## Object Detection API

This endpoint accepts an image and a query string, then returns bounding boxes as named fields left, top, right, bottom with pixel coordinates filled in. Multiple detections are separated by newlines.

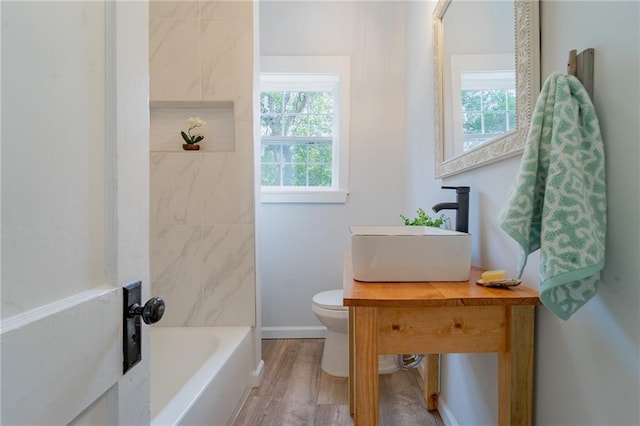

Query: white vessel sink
left=350, top=226, right=472, bottom=282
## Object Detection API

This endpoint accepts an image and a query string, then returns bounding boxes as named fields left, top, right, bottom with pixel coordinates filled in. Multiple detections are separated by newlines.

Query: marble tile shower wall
left=149, top=0, right=255, bottom=327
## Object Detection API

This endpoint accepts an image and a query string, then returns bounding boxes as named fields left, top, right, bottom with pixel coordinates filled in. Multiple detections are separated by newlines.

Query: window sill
left=260, top=188, right=349, bottom=204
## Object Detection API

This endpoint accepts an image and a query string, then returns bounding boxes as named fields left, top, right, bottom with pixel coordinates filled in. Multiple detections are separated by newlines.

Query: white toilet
left=312, top=289, right=398, bottom=377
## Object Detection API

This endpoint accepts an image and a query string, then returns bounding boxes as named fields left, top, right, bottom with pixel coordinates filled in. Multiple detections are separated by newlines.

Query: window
left=260, top=82, right=336, bottom=187
left=260, top=57, right=350, bottom=203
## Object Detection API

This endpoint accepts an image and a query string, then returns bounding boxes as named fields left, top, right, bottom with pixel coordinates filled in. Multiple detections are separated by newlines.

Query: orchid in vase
left=181, top=117, right=207, bottom=148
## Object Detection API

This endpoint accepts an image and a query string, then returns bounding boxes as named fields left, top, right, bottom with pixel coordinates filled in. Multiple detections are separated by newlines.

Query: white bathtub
left=150, top=327, right=253, bottom=426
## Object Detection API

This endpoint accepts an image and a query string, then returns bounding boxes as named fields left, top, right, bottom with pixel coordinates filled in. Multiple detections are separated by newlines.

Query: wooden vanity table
left=343, top=255, right=541, bottom=426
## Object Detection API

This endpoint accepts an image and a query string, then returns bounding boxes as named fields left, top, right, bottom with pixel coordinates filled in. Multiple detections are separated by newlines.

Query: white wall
left=259, top=1, right=407, bottom=333
left=406, top=1, right=640, bottom=425
left=148, top=0, right=256, bottom=328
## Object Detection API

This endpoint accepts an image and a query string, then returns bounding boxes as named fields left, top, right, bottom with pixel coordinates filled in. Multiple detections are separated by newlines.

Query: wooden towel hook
left=567, top=49, right=578, bottom=76
left=567, top=48, right=595, bottom=101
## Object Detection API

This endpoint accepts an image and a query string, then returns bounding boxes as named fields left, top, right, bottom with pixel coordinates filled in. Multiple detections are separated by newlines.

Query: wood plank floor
left=232, top=339, right=445, bottom=426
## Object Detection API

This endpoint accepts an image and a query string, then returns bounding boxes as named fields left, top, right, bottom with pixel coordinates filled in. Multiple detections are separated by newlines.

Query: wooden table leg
left=353, top=307, right=378, bottom=426
left=424, top=354, right=439, bottom=411
left=349, top=307, right=355, bottom=415
left=498, top=305, right=535, bottom=426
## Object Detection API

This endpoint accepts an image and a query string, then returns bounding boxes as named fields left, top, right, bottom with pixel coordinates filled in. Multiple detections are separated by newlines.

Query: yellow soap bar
left=481, top=270, right=507, bottom=283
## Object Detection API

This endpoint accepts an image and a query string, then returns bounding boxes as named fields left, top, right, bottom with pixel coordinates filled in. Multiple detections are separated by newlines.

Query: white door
left=1, top=1, right=151, bottom=424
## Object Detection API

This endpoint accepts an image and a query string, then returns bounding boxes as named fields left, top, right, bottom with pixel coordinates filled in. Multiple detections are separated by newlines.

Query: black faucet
left=432, top=186, right=470, bottom=233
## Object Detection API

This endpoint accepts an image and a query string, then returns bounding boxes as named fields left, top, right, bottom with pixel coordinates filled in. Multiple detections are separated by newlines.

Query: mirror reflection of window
left=448, top=53, right=515, bottom=158
left=440, top=0, right=515, bottom=161
left=461, top=70, right=516, bottom=151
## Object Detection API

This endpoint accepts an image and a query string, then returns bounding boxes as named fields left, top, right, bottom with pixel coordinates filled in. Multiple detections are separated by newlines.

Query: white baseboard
left=438, top=397, right=459, bottom=426
left=250, top=359, right=264, bottom=387
left=261, top=326, right=326, bottom=339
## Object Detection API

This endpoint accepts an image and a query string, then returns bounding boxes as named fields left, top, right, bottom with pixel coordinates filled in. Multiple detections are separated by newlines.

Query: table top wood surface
left=342, top=253, right=541, bottom=308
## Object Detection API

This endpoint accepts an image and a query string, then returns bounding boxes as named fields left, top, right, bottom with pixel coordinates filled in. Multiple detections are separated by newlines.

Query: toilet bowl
left=312, top=289, right=398, bottom=377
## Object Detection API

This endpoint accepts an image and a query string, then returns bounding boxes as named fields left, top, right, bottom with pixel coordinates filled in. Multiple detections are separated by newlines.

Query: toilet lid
left=312, top=289, right=346, bottom=310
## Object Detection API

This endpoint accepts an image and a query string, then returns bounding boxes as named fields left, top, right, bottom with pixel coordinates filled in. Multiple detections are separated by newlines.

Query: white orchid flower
left=187, top=116, right=206, bottom=129
left=181, top=117, right=207, bottom=145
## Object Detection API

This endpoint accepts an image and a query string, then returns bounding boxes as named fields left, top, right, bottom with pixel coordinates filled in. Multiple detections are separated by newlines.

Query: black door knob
left=128, top=297, right=165, bottom=324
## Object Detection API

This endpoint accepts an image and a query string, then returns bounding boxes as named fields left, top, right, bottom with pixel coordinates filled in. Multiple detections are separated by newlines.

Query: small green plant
left=400, top=208, right=448, bottom=228
left=181, top=116, right=207, bottom=145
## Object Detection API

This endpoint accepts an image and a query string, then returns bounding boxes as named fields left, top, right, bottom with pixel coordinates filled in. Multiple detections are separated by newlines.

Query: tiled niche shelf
left=150, top=100, right=235, bottom=152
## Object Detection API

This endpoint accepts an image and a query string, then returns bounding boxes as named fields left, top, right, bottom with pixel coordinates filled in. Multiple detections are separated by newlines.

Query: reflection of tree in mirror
left=260, top=91, right=334, bottom=186
left=461, top=88, right=515, bottom=151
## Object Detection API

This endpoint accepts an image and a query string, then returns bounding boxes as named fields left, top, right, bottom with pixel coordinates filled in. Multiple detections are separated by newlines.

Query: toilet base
left=321, top=329, right=398, bottom=377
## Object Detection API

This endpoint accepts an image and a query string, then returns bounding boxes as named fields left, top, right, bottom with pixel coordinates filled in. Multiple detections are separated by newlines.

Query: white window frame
left=260, top=56, right=350, bottom=204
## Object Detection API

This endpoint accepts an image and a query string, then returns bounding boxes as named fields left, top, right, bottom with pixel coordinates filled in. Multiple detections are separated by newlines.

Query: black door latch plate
left=123, top=281, right=142, bottom=374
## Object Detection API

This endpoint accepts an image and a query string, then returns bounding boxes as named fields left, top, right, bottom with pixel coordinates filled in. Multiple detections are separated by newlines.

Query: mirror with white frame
left=433, top=0, right=540, bottom=178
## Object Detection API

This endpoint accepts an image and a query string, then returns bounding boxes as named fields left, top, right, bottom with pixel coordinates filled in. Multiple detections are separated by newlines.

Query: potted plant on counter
left=400, top=208, right=448, bottom=228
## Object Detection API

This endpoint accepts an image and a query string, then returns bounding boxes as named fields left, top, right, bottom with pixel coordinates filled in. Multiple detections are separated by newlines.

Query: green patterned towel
left=499, top=71, right=606, bottom=320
